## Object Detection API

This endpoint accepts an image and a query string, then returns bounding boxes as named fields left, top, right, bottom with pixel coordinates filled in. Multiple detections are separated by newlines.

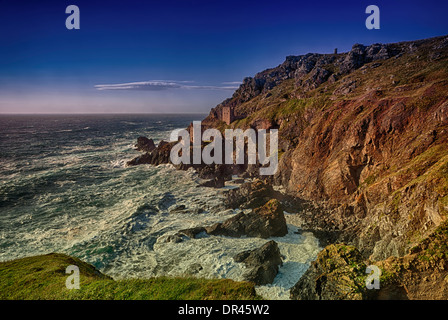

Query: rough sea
left=0, top=114, right=321, bottom=299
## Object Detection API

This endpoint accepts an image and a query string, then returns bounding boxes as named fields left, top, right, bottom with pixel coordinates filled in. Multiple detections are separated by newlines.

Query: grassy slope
left=0, top=253, right=261, bottom=300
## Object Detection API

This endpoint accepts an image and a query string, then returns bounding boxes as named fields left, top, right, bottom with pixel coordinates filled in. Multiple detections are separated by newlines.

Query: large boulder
left=234, top=240, right=283, bottom=285
left=206, top=199, right=288, bottom=238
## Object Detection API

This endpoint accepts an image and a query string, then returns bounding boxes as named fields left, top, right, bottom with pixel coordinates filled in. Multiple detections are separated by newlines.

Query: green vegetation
left=377, top=265, right=401, bottom=287
left=0, top=253, right=261, bottom=300
left=315, top=244, right=371, bottom=298
left=276, top=98, right=307, bottom=118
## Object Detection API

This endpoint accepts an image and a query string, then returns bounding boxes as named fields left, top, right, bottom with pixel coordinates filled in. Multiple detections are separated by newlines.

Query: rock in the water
left=234, top=240, right=282, bottom=285
left=250, top=199, right=288, bottom=237
left=135, top=136, right=156, bottom=152
left=126, top=152, right=152, bottom=166
left=127, top=140, right=175, bottom=166
left=157, top=192, right=176, bottom=211
left=169, top=204, right=186, bottom=213
left=186, top=263, right=203, bottom=275
left=177, top=226, right=207, bottom=239
left=156, top=234, right=184, bottom=244
left=206, top=199, right=287, bottom=238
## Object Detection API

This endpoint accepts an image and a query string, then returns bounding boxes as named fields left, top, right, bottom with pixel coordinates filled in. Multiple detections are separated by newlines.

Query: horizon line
left=0, top=112, right=209, bottom=115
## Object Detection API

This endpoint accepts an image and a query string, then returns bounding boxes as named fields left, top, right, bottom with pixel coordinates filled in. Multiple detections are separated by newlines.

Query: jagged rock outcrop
left=177, top=226, right=207, bottom=239
left=206, top=199, right=288, bottom=238
left=127, top=137, right=254, bottom=183
left=375, top=220, right=448, bottom=299
left=127, top=140, right=175, bottom=166
left=234, top=240, right=282, bottom=285
left=135, top=136, right=156, bottom=152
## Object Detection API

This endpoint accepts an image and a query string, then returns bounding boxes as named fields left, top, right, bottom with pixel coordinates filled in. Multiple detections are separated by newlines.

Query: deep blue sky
left=0, top=0, right=447, bottom=113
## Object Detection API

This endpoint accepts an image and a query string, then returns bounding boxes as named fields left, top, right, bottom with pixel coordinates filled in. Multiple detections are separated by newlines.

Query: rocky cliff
left=129, top=35, right=448, bottom=299
left=203, top=35, right=448, bottom=299
left=201, top=35, right=448, bottom=262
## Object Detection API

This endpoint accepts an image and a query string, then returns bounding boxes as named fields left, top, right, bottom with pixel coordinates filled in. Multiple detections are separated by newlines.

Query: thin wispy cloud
left=94, top=80, right=240, bottom=91
left=221, top=81, right=242, bottom=85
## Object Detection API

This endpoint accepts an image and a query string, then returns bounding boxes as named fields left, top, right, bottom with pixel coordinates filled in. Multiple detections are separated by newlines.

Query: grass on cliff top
left=0, top=253, right=261, bottom=300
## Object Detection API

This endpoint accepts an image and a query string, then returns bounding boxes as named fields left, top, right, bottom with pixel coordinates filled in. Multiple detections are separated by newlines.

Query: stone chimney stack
left=222, top=106, right=234, bottom=125
left=334, top=48, right=338, bottom=55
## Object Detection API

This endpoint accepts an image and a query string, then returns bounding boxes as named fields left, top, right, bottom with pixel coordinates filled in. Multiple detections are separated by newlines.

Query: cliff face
left=202, top=35, right=448, bottom=261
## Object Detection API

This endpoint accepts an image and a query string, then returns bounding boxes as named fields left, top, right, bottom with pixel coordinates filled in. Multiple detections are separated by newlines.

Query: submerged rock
left=186, top=263, right=203, bottom=275
left=169, top=204, right=186, bottom=213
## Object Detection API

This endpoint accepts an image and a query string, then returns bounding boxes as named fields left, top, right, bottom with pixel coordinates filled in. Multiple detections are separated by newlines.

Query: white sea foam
left=0, top=163, right=321, bottom=299
left=109, top=159, right=128, bottom=168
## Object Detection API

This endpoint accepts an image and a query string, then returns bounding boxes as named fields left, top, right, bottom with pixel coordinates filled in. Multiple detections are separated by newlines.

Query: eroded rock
left=206, top=199, right=288, bottom=238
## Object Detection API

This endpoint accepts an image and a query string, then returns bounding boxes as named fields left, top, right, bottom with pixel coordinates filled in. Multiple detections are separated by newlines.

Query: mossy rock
left=290, top=244, right=371, bottom=300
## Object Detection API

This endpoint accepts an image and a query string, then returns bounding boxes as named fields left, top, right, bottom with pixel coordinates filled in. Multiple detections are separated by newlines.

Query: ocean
left=0, top=114, right=321, bottom=299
